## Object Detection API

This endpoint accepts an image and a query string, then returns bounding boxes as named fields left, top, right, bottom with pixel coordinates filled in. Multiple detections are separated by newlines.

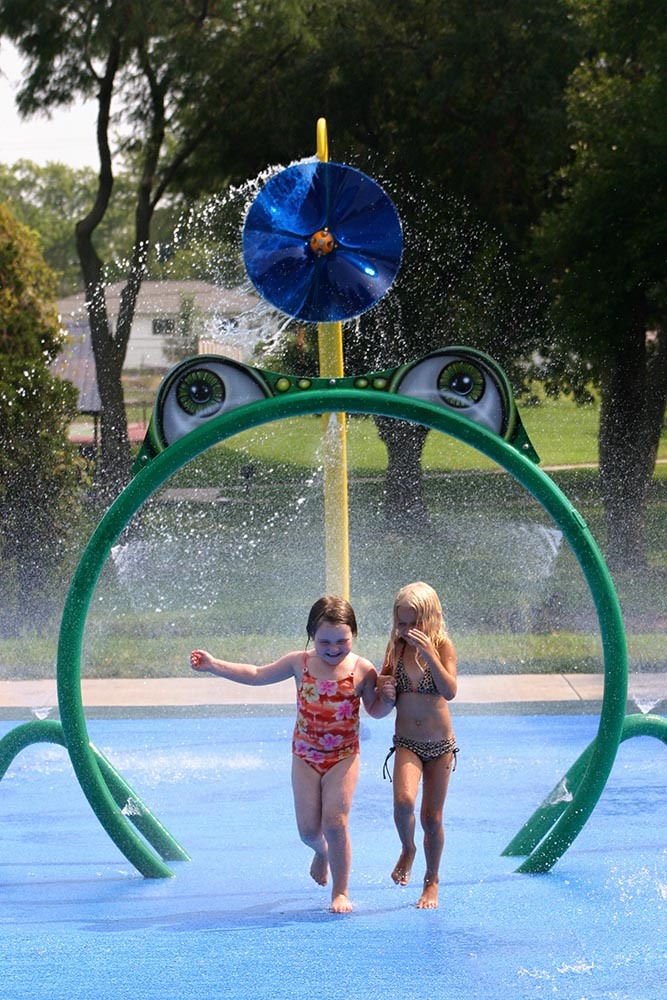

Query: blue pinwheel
left=242, top=161, right=403, bottom=323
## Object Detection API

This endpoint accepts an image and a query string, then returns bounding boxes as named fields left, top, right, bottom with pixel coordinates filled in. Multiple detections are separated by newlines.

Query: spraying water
left=32, top=159, right=641, bottom=687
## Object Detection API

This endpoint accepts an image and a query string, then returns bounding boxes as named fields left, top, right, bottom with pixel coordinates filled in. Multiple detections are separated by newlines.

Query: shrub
left=0, top=204, right=85, bottom=634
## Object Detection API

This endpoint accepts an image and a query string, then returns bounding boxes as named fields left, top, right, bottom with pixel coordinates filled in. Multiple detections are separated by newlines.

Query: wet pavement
left=1, top=711, right=665, bottom=1000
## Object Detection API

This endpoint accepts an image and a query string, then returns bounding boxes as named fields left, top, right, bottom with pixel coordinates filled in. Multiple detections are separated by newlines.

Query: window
left=153, top=318, right=176, bottom=337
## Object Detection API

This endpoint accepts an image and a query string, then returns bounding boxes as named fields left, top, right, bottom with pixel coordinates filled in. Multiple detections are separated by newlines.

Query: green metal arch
left=55, top=387, right=627, bottom=876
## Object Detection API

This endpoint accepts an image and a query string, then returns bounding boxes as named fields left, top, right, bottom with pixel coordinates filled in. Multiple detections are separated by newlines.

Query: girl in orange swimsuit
left=293, top=651, right=363, bottom=773
left=190, top=595, right=393, bottom=913
left=377, top=581, right=458, bottom=910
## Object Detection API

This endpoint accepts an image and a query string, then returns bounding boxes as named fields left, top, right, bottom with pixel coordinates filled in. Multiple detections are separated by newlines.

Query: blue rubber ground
left=1, top=712, right=665, bottom=1000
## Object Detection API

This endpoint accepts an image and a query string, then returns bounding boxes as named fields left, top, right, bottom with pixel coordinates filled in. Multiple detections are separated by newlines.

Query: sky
left=0, top=41, right=98, bottom=170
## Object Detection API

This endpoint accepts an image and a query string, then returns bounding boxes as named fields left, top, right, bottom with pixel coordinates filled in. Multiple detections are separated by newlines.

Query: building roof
left=57, top=279, right=258, bottom=321
left=53, top=280, right=263, bottom=409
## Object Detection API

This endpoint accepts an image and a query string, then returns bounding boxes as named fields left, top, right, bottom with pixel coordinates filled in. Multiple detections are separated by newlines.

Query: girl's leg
left=417, top=751, right=455, bottom=909
left=291, top=755, right=329, bottom=886
left=390, top=747, right=423, bottom=885
left=320, top=754, right=360, bottom=912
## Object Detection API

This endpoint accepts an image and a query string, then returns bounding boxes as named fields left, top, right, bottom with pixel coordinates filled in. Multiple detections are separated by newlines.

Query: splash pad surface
left=2, top=711, right=664, bottom=1000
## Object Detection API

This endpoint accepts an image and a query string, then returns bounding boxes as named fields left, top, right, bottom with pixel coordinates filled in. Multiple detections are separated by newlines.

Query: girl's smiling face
left=313, top=621, right=354, bottom=666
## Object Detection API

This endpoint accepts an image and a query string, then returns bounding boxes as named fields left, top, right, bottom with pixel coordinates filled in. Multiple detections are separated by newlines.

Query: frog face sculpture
left=134, top=346, right=539, bottom=471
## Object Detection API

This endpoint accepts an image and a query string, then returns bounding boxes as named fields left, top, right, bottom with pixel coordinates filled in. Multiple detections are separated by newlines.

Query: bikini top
left=394, top=643, right=439, bottom=696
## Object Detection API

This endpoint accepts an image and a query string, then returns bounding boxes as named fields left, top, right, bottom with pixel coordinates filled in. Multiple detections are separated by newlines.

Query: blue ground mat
left=1, top=713, right=665, bottom=1000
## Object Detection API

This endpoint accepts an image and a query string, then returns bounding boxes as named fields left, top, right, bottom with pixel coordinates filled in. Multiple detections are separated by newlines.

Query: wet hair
left=306, top=595, right=358, bottom=642
left=385, top=581, right=449, bottom=672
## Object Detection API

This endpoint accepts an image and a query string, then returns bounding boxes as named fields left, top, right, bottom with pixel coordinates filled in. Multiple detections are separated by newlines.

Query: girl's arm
left=373, top=641, right=398, bottom=709
left=379, top=640, right=394, bottom=676
left=432, top=636, right=458, bottom=700
left=358, top=660, right=396, bottom=718
left=190, top=649, right=297, bottom=685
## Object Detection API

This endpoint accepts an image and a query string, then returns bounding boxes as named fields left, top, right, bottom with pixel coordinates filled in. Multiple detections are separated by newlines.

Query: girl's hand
left=190, top=649, right=213, bottom=672
left=402, top=627, right=435, bottom=655
left=402, top=628, right=441, bottom=671
left=377, top=674, right=397, bottom=704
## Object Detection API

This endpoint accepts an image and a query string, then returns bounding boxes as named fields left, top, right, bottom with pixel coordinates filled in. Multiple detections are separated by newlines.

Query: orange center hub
left=309, top=229, right=336, bottom=255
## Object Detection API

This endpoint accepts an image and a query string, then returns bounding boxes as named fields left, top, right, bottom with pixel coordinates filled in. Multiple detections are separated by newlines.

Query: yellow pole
left=316, top=118, right=350, bottom=600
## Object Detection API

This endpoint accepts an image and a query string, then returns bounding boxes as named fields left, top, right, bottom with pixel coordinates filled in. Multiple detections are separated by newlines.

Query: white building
left=57, top=279, right=262, bottom=371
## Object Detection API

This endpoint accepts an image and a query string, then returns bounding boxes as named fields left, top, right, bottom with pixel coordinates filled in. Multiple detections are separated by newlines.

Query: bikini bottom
left=382, top=735, right=459, bottom=781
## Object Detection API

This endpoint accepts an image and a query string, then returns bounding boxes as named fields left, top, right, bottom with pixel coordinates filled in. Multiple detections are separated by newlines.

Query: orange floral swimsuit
left=292, top=653, right=361, bottom=775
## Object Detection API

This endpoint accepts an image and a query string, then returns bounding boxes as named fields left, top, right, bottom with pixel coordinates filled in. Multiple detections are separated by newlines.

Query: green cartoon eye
left=154, top=357, right=270, bottom=449
left=176, top=369, right=226, bottom=416
left=437, top=361, right=485, bottom=408
left=393, top=349, right=509, bottom=436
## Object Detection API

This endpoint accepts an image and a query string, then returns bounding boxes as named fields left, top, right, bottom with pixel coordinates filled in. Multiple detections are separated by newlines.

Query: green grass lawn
left=169, top=397, right=665, bottom=480
left=3, top=394, right=665, bottom=680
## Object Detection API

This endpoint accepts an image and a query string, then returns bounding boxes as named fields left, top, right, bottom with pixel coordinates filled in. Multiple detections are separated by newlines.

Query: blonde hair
left=385, top=581, right=449, bottom=673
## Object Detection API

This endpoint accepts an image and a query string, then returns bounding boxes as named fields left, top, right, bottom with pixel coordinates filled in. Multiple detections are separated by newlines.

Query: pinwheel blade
left=243, top=161, right=402, bottom=322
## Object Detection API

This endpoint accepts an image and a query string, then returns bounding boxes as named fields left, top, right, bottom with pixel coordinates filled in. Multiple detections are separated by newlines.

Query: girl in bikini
left=377, top=581, right=458, bottom=909
left=190, top=595, right=393, bottom=913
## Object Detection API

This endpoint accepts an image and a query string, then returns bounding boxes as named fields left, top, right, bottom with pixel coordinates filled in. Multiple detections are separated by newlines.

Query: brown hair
left=306, top=595, right=358, bottom=641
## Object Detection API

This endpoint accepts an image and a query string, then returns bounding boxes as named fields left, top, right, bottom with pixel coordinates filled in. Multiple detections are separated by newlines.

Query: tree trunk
left=598, top=323, right=667, bottom=570
left=74, top=38, right=164, bottom=500
left=86, top=277, right=133, bottom=499
left=72, top=39, right=134, bottom=499
left=374, top=417, right=430, bottom=531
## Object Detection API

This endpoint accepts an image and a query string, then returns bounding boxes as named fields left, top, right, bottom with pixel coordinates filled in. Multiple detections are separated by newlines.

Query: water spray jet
left=2, top=119, right=664, bottom=882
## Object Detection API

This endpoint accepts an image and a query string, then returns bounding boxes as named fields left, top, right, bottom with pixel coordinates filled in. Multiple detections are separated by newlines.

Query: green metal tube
left=56, top=388, right=627, bottom=876
left=0, top=719, right=188, bottom=865
left=620, top=712, right=667, bottom=744
left=502, top=744, right=595, bottom=857
left=93, top=749, right=190, bottom=862
left=0, top=719, right=66, bottom=779
left=504, top=712, right=666, bottom=860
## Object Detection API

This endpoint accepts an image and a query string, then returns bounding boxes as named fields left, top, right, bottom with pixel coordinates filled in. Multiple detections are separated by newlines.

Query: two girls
left=191, top=582, right=457, bottom=911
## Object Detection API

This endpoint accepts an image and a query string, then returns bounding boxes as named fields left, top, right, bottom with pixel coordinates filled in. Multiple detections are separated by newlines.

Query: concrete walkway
left=2, top=672, right=665, bottom=716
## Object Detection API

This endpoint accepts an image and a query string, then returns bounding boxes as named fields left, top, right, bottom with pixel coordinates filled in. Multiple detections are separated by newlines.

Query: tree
left=182, top=0, right=580, bottom=249
left=0, top=203, right=83, bottom=633
left=0, top=0, right=315, bottom=497
left=163, top=294, right=200, bottom=363
left=531, top=0, right=667, bottom=568
left=1, top=1, right=597, bottom=529
left=0, top=159, right=137, bottom=295
left=182, top=0, right=580, bottom=527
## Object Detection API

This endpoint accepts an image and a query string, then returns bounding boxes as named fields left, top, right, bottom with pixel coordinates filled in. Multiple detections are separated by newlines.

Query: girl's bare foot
left=310, top=851, right=329, bottom=886
left=391, top=847, right=416, bottom=886
left=416, top=878, right=439, bottom=909
left=330, top=893, right=352, bottom=913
